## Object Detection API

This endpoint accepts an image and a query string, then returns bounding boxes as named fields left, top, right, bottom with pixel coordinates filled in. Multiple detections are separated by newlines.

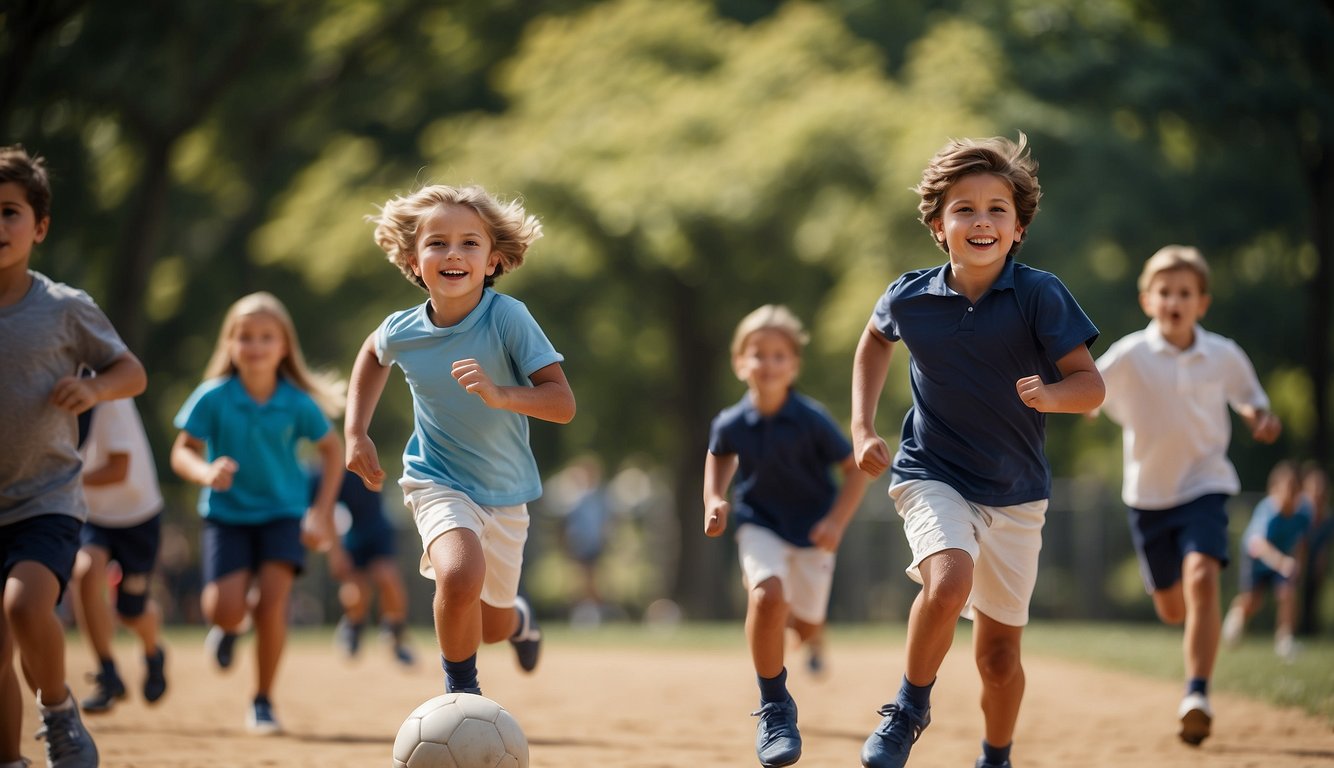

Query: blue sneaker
left=752, top=697, right=801, bottom=767
left=861, top=701, right=931, bottom=768
left=975, top=758, right=1013, bottom=768
left=36, top=693, right=99, bottom=768
left=247, top=696, right=282, bottom=736
left=143, top=646, right=168, bottom=703
left=205, top=626, right=238, bottom=671
left=334, top=616, right=363, bottom=659
left=80, top=667, right=126, bottom=714
left=508, top=596, right=541, bottom=673
left=381, top=623, right=415, bottom=666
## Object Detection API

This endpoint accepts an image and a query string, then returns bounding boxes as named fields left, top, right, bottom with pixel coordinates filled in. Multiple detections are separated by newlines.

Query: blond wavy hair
left=201, top=292, right=345, bottom=418
left=369, top=184, right=543, bottom=290
left=1138, top=244, right=1211, bottom=294
left=730, top=304, right=810, bottom=359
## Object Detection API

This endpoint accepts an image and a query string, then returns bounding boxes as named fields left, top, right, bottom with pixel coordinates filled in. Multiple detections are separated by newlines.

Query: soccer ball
left=393, top=693, right=529, bottom=768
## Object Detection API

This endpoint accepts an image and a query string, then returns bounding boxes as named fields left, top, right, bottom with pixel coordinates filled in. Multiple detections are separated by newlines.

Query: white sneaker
left=1275, top=634, right=1302, bottom=662
left=1177, top=692, right=1212, bottom=745
left=1222, top=606, right=1244, bottom=648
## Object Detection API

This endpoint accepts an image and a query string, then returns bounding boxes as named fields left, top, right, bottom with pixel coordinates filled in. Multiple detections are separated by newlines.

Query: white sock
left=36, top=687, right=74, bottom=713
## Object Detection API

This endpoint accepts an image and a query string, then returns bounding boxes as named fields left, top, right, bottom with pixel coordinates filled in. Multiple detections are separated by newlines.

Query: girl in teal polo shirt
left=171, top=291, right=345, bottom=735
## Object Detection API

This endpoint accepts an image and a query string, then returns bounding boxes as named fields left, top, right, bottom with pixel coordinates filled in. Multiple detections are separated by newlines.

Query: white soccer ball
left=393, top=693, right=529, bottom=768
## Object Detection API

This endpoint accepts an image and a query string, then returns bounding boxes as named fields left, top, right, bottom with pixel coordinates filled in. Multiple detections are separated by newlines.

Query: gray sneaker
left=752, top=697, right=801, bottom=767
left=36, top=694, right=99, bottom=768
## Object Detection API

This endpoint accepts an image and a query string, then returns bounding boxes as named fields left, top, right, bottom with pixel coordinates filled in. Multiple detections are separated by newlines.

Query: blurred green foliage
left=3, top=0, right=1331, bottom=620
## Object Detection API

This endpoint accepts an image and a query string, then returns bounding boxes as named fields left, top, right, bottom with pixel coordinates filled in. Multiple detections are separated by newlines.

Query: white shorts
left=890, top=479, right=1047, bottom=627
left=736, top=523, right=836, bottom=625
left=402, top=480, right=528, bottom=609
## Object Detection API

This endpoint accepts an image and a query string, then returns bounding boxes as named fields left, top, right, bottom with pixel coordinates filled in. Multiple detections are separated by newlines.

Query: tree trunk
left=1308, top=145, right=1333, bottom=466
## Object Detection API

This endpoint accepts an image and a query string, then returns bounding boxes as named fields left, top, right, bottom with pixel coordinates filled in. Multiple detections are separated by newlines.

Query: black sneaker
left=334, top=617, right=363, bottom=659
left=143, top=646, right=167, bottom=703
left=861, top=701, right=931, bottom=768
left=508, top=596, right=541, bottom=673
left=80, top=668, right=126, bottom=714
left=975, top=757, right=1013, bottom=768
left=205, top=626, right=238, bottom=671
left=36, top=693, right=99, bottom=768
left=752, top=697, right=801, bottom=767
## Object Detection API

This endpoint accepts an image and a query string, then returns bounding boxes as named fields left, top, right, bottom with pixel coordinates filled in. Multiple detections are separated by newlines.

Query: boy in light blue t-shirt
left=345, top=184, right=575, bottom=697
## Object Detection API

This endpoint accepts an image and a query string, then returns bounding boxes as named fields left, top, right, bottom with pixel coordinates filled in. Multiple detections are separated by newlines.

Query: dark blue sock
left=982, top=739, right=1012, bottom=766
left=1187, top=677, right=1208, bottom=697
left=99, top=657, right=118, bottom=677
left=442, top=653, right=479, bottom=692
left=897, top=675, right=934, bottom=710
left=757, top=667, right=789, bottom=704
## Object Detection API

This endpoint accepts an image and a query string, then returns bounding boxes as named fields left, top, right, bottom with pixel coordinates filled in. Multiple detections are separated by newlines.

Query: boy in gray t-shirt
left=1, top=145, right=146, bottom=768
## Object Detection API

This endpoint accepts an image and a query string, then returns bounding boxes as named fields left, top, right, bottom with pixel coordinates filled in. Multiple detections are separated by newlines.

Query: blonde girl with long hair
left=170, top=291, right=344, bottom=735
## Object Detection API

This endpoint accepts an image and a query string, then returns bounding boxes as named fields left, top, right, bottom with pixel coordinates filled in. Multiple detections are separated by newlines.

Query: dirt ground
left=17, top=629, right=1334, bottom=768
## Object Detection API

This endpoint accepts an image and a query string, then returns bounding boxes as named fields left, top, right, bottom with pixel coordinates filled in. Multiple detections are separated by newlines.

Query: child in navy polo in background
left=851, top=135, right=1103, bottom=768
left=705, top=304, right=869, bottom=768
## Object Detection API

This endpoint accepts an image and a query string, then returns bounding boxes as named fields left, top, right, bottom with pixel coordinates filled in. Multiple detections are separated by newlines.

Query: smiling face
left=227, top=312, right=288, bottom=379
left=1140, top=267, right=1210, bottom=350
left=0, top=180, right=48, bottom=276
left=733, top=328, right=801, bottom=402
left=931, top=172, right=1023, bottom=280
left=410, top=204, right=500, bottom=326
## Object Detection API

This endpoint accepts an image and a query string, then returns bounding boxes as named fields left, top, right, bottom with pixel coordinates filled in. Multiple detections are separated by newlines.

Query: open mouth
left=439, top=269, right=467, bottom=278
left=967, top=237, right=997, bottom=247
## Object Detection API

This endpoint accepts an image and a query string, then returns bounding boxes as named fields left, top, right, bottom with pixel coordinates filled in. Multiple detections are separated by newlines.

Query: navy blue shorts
left=201, top=517, right=304, bottom=584
left=343, top=523, right=396, bottom=570
left=0, top=514, right=83, bottom=601
left=1239, top=555, right=1290, bottom=592
left=81, top=514, right=162, bottom=577
left=1127, top=493, right=1230, bottom=592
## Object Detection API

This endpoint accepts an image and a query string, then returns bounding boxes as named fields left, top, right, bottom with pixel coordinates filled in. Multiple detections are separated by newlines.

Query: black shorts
left=201, top=517, right=304, bottom=584
left=0, top=514, right=83, bottom=601
left=81, top=514, right=162, bottom=577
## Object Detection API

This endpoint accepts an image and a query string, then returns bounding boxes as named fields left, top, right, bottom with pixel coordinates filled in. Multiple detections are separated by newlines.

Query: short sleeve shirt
left=80, top=397, right=163, bottom=527
left=871, top=259, right=1098, bottom=506
left=375, top=289, right=563, bottom=506
left=708, top=391, right=853, bottom=547
left=1243, top=497, right=1312, bottom=575
left=1, top=272, right=128, bottom=525
left=174, top=376, right=331, bottom=523
left=1097, top=322, right=1270, bottom=509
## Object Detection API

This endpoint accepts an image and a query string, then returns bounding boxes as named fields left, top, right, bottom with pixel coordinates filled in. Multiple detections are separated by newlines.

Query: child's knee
left=976, top=642, right=1022, bottom=687
left=748, top=577, right=786, bottom=614
left=433, top=562, right=484, bottom=606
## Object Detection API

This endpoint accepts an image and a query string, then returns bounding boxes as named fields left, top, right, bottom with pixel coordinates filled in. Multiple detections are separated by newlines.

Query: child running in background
left=704, top=304, right=870, bottom=767
left=1095, top=245, right=1280, bottom=745
left=312, top=467, right=415, bottom=666
left=345, top=184, right=575, bottom=697
left=170, top=291, right=344, bottom=735
left=1297, top=462, right=1330, bottom=636
left=71, top=394, right=169, bottom=714
left=2, top=143, right=148, bottom=768
left=851, top=135, right=1103, bottom=768
left=1222, top=460, right=1311, bottom=660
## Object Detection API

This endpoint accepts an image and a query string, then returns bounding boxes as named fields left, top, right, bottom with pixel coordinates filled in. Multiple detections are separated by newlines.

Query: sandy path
left=16, top=630, right=1334, bottom=767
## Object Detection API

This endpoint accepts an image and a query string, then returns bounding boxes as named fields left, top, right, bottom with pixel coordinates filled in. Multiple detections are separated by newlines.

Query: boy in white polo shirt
left=1095, top=244, right=1280, bottom=746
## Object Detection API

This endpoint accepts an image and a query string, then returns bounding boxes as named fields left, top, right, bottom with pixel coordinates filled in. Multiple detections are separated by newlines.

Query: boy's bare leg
left=0, top=623, right=20, bottom=762
left=369, top=558, right=409, bottom=625
left=905, top=549, right=973, bottom=685
left=4, top=562, right=66, bottom=704
left=974, top=611, right=1025, bottom=748
left=430, top=529, right=485, bottom=657
left=201, top=569, right=251, bottom=631
left=71, top=547, right=117, bottom=663
left=1180, top=553, right=1221, bottom=680
left=747, top=576, right=788, bottom=679
left=121, top=598, right=163, bottom=656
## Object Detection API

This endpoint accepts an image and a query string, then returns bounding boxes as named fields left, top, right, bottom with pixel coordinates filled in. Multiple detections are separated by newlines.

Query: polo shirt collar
left=925, top=258, right=1016, bottom=297
left=225, top=375, right=294, bottom=409
left=740, top=389, right=799, bottom=426
left=1145, top=320, right=1207, bottom=356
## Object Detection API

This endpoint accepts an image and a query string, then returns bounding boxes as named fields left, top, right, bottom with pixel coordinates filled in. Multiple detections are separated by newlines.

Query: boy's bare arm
left=49, top=351, right=147, bottom=414
left=1235, top=404, right=1282, bottom=444
left=451, top=359, right=576, bottom=424
left=1016, top=344, right=1105, bottom=414
left=302, top=430, right=343, bottom=552
left=810, top=455, right=872, bottom=552
left=345, top=333, right=391, bottom=490
left=82, top=452, right=130, bottom=486
left=703, top=451, right=738, bottom=537
left=851, top=321, right=895, bottom=477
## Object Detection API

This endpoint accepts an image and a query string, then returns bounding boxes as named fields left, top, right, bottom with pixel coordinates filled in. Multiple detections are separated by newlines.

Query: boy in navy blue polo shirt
left=705, top=304, right=869, bottom=768
left=851, top=135, right=1104, bottom=768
